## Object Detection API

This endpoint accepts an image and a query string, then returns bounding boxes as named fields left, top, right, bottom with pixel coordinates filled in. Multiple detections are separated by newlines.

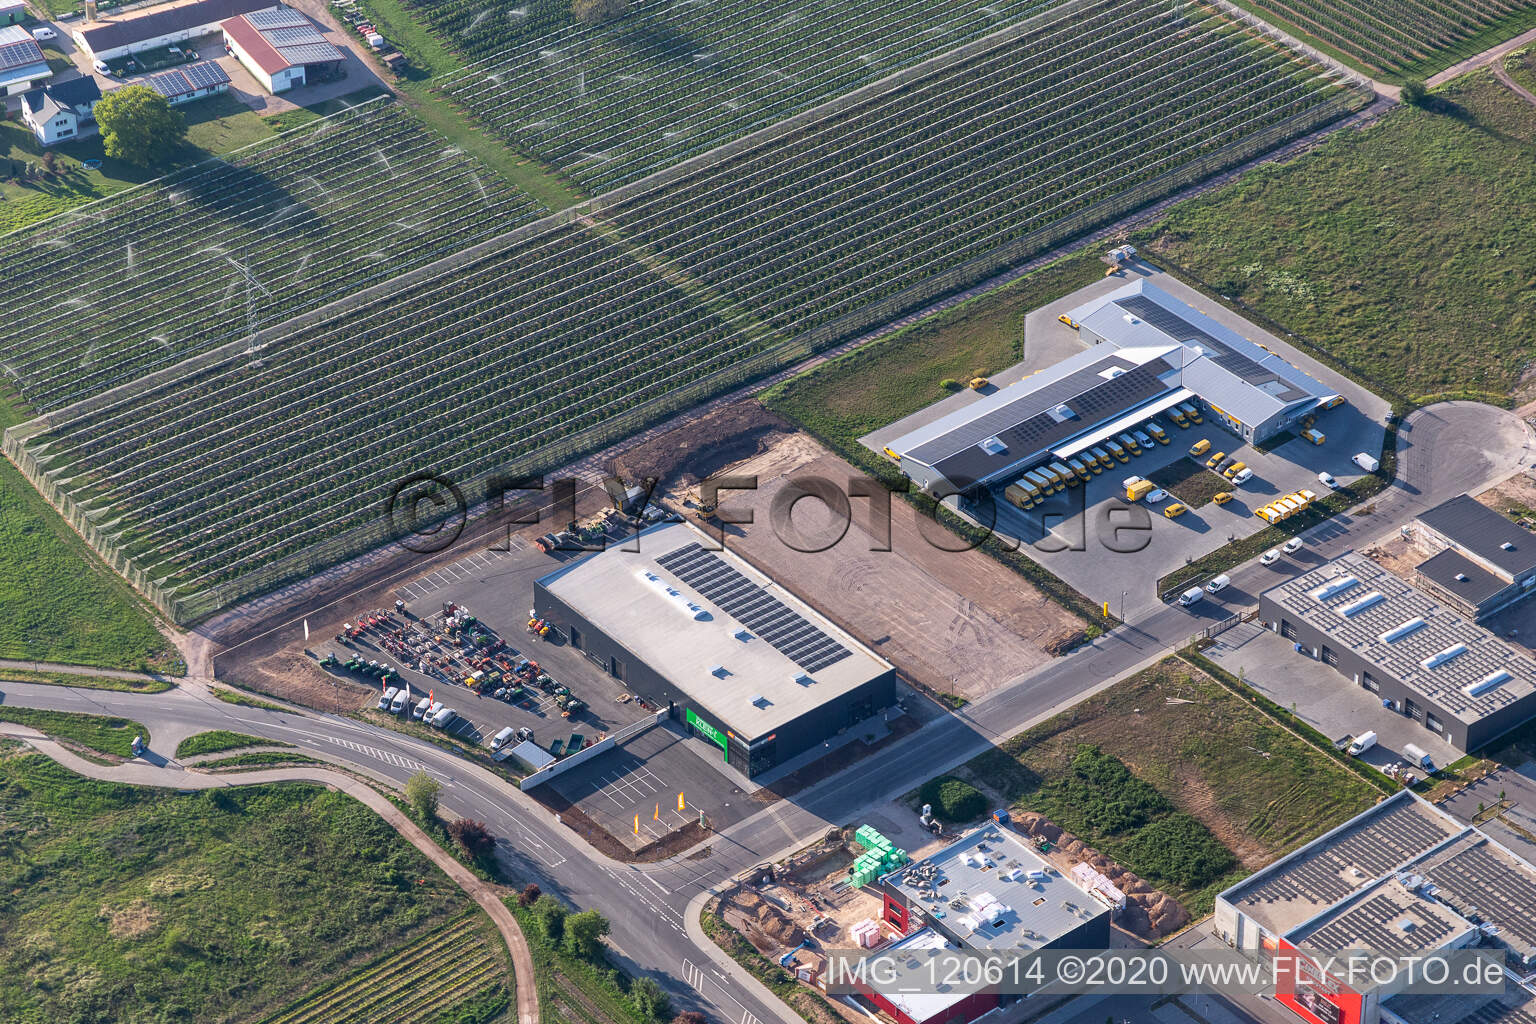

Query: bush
left=631, top=977, right=671, bottom=1021
left=939, top=378, right=960, bottom=391
left=448, top=819, right=494, bottom=859
left=518, top=883, right=541, bottom=907
left=1117, top=813, right=1235, bottom=889
left=918, top=775, right=988, bottom=822
left=1039, top=745, right=1173, bottom=835
left=564, top=909, right=610, bottom=958
left=405, top=771, right=441, bottom=821
left=532, top=895, right=566, bottom=943
left=1400, top=79, right=1428, bottom=106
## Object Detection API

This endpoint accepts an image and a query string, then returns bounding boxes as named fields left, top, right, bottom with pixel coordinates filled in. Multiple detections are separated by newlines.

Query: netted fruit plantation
left=435, top=0, right=1064, bottom=191
left=1234, top=0, right=1536, bottom=78
left=0, top=99, right=538, bottom=413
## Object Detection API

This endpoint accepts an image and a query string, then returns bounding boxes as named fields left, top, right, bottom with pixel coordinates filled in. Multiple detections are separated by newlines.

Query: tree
left=449, top=818, right=494, bottom=858
left=631, top=977, right=671, bottom=1022
left=572, top=0, right=627, bottom=25
left=95, top=85, right=185, bottom=166
left=564, top=909, right=610, bottom=958
left=1400, top=79, right=1428, bottom=107
left=405, top=771, right=441, bottom=821
left=675, top=1012, right=707, bottom=1024
left=533, top=894, right=567, bottom=943
left=518, top=883, right=542, bottom=907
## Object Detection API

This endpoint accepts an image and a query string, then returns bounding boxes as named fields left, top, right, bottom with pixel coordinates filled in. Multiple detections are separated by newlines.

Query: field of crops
left=1234, top=0, right=1536, bottom=77
left=9, top=0, right=1365, bottom=624
left=20, top=218, right=759, bottom=619
left=0, top=98, right=538, bottom=414
left=259, top=913, right=507, bottom=1024
left=435, top=0, right=1063, bottom=191
left=602, top=0, right=1364, bottom=345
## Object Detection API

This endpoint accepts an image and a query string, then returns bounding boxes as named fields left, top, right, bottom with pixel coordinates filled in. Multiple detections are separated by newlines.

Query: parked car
left=1283, top=537, right=1305, bottom=554
left=1145, top=488, right=1168, bottom=504
left=1177, top=587, right=1204, bottom=607
left=1318, top=471, right=1339, bottom=489
left=1230, top=467, right=1254, bottom=485
left=1188, top=439, right=1211, bottom=458
left=31, top=26, right=57, bottom=41
left=1205, top=574, right=1231, bottom=594
left=1260, top=548, right=1281, bottom=565
left=1213, top=491, right=1234, bottom=505
left=1163, top=502, right=1188, bottom=519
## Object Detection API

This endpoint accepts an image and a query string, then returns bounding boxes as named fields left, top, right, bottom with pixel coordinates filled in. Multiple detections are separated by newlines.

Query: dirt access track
left=706, top=432, right=1080, bottom=701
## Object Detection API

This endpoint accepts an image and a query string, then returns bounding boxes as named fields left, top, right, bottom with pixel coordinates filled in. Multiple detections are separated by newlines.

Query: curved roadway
left=1, top=403, right=1530, bottom=1024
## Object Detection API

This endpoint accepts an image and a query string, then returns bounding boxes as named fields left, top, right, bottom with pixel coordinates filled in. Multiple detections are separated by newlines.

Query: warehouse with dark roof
left=1258, top=553, right=1536, bottom=751
left=1410, top=494, right=1536, bottom=620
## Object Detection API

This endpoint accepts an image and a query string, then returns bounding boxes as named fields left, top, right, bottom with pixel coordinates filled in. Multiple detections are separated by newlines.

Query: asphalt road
left=1, top=402, right=1529, bottom=1024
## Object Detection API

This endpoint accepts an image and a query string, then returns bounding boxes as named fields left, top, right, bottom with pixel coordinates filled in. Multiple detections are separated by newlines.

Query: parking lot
left=1204, top=620, right=1462, bottom=773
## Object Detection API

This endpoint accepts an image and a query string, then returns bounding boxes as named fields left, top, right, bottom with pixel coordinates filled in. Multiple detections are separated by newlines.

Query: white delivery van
left=1347, top=731, right=1377, bottom=756
left=413, top=696, right=433, bottom=720
left=431, top=707, right=458, bottom=729
left=491, top=726, right=517, bottom=751
left=424, top=700, right=444, bottom=723
left=379, top=686, right=398, bottom=710
left=1177, top=587, right=1204, bottom=607
left=1352, top=452, right=1380, bottom=472
left=390, top=687, right=411, bottom=714
left=1403, top=743, right=1435, bottom=771
left=1205, top=574, right=1232, bottom=594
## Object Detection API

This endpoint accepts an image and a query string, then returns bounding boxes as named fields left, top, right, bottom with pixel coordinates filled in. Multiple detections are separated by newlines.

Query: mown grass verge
left=211, top=687, right=290, bottom=713
left=0, top=707, right=149, bottom=758
left=200, top=752, right=330, bottom=771
left=176, top=730, right=287, bottom=759
left=0, top=666, right=171, bottom=694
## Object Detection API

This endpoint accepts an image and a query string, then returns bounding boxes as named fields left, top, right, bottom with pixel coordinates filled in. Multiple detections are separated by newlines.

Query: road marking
left=505, top=818, right=566, bottom=868
left=683, top=960, right=705, bottom=990
left=326, top=737, right=449, bottom=779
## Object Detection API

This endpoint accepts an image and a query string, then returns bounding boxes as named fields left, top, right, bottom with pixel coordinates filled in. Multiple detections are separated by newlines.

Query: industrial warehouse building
left=1408, top=494, right=1536, bottom=621
left=1215, top=791, right=1536, bottom=1024
left=222, top=5, right=344, bottom=94
left=533, top=521, right=896, bottom=778
left=885, top=280, right=1336, bottom=495
left=1259, top=553, right=1536, bottom=752
left=74, top=0, right=272, bottom=61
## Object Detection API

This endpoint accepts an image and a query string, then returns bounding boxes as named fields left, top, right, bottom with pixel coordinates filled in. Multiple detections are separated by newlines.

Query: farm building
left=884, top=281, right=1336, bottom=495
left=141, top=58, right=229, bottom=104
left=1215, top=791, right=1536, bottom=1024
left=874, top=821, right=1111, bottom=984
left=1258, top=553, right=1536, bottom=752
left=20, top=76, right=102, bottom=145
left=1407, top=494, right=1536, bottom=621
left=73, top=0, right=271, bottom=61
left=0, top=1, right=26, bottom=26
left=0, top=24, right=51, bottom=96
left=221, top=5, right=343, bottom=94
left=532, top=520, right=897, bottom=779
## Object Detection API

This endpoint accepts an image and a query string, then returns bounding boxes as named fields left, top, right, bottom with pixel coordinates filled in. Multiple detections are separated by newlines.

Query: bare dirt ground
left=1359, top=534, right=1422, bottom=581
left=1477, top=470, right=1536, bottom=521
left=703, top=434, right=1079, bottom=700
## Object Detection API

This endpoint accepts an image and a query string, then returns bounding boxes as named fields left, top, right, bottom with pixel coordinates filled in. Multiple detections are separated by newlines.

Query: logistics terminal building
left=533, top=522, right=896, bottom=778
left=885, top=280, right=1336, bottom=495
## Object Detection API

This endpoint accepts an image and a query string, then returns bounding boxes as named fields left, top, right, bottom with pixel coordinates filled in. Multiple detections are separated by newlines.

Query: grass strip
left=0, top=706, right=149, bottom=757
left=177, top=730, right=288, bottom=758
left=0, top=667, right=171, bottom=694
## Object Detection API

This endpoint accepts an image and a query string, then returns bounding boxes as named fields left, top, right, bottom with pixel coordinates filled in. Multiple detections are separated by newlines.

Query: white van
left=379, top=686, right=398, bottom=711
left=491, top=726, right=517, bottom=750
left=431, top=706, right=458, bottom=729
left=1403, top=743, right=1435, bottom=771
left=424, top=700, right=444, bottom=722
left=1177, top=587, right=1204, bottom=607
left=1347, top=731, right=1377, bottom=756
left=1352, top=452, right=1380, bottom=472
left=1205, top=574, right=1232, bottom=594
left=412, top=696, right=433, bottom=720
left=389, top=687, right=411, bottom=714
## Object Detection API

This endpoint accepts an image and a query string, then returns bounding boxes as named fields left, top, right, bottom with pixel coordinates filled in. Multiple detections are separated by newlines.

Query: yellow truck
left=1049, top=461, right=1079, bottom=486
left=1066, top=458, right=1091, bottom=482
left=1005, top=479, right=1042, bottom=510
left=1179, top=401, right=1202, bottom=424
left=1168, top=406, right=1188, bottom=427
left=1104, top=440, right=1129, bottom=462
left=1126, top=479, right=1155, bottom=502
left=1089, top=446, right=1111, bottom=469
left=1145, top=422, right=1169, bottom=444
left=1025, top=469, right=1058, bottom=494
left=1119, top=433, right=1141, bottom=455
left=1302, top=428, right=1326, bottom=445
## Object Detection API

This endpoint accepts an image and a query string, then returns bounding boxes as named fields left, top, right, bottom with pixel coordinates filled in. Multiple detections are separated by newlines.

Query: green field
left=175, top=730, right=285, bottom=759
left=259, top=912, right=510, bottom=1024
left=762, top=251, right=1104, bottom=452
left=0, top=753, right=478, bottom=1023
left=0, top=708, right=149, bottom=758
left=945, top=658, right=1380, bottom=913
left=1509, top=46, right=1536, bottom=95
left=0, top=396, right=180, bottom=674
left=1137, top=71, right=1536, bottom=404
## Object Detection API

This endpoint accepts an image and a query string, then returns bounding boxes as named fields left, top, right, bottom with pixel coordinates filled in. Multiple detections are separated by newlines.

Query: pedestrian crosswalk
left=327, top=736, right=448, bottom=779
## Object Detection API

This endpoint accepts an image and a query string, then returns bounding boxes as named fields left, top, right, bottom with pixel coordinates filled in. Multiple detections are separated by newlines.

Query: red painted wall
left=857, top=984, right=999, bottom=1024
left=1273, top=939, right=1363, bottom=1024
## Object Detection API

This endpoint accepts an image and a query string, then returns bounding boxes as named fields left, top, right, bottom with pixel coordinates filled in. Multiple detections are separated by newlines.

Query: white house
left=0, top=24, right=52, bottom=96
left=141, top=58, right=229, bottom=105
left=74, top=0, right=272, bottom=62
left=221, top=5, right=342, bottom=94
left=20, top=76, right=103, bottom=145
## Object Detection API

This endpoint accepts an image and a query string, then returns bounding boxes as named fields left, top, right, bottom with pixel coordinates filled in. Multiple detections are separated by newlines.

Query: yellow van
left=1066, top=458, right=1091, bottom=482
left=1213, top=491, right=1234, bottom=505
left=1089, top=446, right=1111, bottom=469
left=1222, top=460, right=1247, bottom=480
left=1302, top=428, right=1326, bottom=445
left=1205, top=450, right=1226, bottom=470
left=1168, top=407, right=1188, bottom=427
left=1104, top=440, right=1129, bottom=462
left=1146, top=422, right=1170, bottom=445
left=1164, top=503, right=1188, bottom=519
left=1005, top=480, right=1041, bottom=510
left=1188, top=438, right=1211, bottom=458
left=1049, top=461, right=1079, bottom=486
left=1324, top=395, right=1346, bottom=410
left=1180, top=402, right=1203, bottom=424
left=1024, top=469, right=1057, bottom=494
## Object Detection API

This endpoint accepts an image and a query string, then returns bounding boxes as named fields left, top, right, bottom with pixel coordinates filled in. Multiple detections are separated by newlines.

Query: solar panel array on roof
left=143, top=69, right=190, bottom=98
left=1301, top=888, right=1463, bottom=954
left=1419, top=840, right=1536, bottom=961
left=275, top=40, right=343, bottom=64
left=245, top=5, right=310, bottom=28
left=262, top=23, right=326, bottom=45
left=183, top=60, right=230, bottom=89
left=1116, top=294, right=1308, bottom=402
left=655, top=543, right=851, bottom=673
left=0, top=37, right=43, bottom=72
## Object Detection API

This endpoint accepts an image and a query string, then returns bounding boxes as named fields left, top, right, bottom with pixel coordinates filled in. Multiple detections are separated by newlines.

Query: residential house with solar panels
left=140, top=59, right=230, bottom=105
left=1215, top=790, right=1536, bottom=1024
left=1258, top=553, right=1536, bottom=751
left=532, top=520, right=896, bottom=778
left=1407, top=494, right=1536, bottom=621
left=1067, top=279, right=1336, bottom=445
left=20, top=76, right=102, bottom=145
left=883, top=279, right=1337, bottom=497
left=0, top=25, right=52, bottom=97
left=222, top=5, right=343, bottom=94
left=74, top=0, right=273, bottom=62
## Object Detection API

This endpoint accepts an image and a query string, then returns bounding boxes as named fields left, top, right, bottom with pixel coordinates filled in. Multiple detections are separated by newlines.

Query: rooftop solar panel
left=245, top=5, right=310, bottom=28
left=656, top=543, right=852, bottom=673
left=263, top=24, right=326, bottom=45
left=143, top=69, right=191, bottom=98
left=1116, top=295, right=1307, bottom=402
left=275, top=40, right=344, bottom=64
left=182, top=60, right=231, bottom=89
left=0, top=37, right=43, bottom=72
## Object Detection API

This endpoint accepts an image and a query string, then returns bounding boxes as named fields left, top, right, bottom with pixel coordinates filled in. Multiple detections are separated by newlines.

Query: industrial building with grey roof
left=1409, top=494, right=1536, bottom=621
left=1215, top=791, right=1536, bottom=1024
left=1259, top=552, right=1536, bottom=751
left=883, top=279, right=1336, bottom=495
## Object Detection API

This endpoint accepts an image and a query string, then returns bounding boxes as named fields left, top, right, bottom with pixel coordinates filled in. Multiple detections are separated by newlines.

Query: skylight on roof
left=1310, top=575, right=1359, bottom=601
left=1463, top=670, right=1511, bottom=698
left=1421, top=644, right=1468, bottom=670
left=1338, top=591, right=1384, bottom=617
left=1380, top=618, right=1427, bottom=644
left=978, top=436, right=1006, bottom=455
